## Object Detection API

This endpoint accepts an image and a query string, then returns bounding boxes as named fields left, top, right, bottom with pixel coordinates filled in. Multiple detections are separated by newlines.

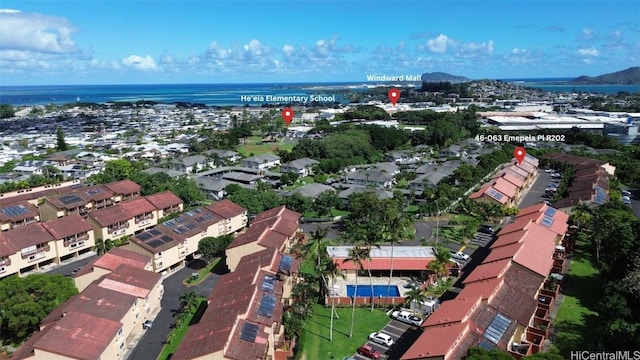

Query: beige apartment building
left=0, top=214, right=95, bottom=279
left=12, top=248, right=163, bottom=360
left=87, top=197, right=158, bottom=241
left=0, top=201, right=40, bottom=231
left=125, top=200, right=248, bottom=273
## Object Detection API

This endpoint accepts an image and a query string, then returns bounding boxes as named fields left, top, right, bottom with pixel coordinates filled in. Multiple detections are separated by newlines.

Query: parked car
left=551, top=173, right=562, bottom=179
left=368, top=332, right=394, bottom=347
left=621, top=189, right=631, bottom=197
left=545, top=168, right=554, bottom=173
left=392, top=310, right=424, bottom=326
left=358, top=345, right=381, bottom=359
left=622, top=196, right=631, bottom=205
left=478, top=224, right=495, bottom=235
left=143, top=320, right=153, bottom=329
left=451, top=251, right=470, bottom=262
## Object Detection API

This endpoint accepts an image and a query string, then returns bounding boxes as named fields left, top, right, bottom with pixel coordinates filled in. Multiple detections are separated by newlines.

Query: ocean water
left=0, top=80, right=637, bottom=107
left=0, top=83, right=357, bottom=107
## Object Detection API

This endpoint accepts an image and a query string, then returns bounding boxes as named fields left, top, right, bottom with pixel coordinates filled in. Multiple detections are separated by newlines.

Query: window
left=119, top=342, right=124, bottom=349
left=0, top=266, right=5, bottom=273
left=70, top=241, right=85, bottom=249
left=117, top=328, right=123, bottom=336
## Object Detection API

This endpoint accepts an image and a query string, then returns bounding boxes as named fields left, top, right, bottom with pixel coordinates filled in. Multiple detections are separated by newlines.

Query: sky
left=0, top=0, right=638, bottom=85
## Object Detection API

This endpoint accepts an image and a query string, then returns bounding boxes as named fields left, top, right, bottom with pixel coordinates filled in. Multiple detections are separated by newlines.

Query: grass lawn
left=237, top=136, right=296, bottom=156
left=183, top=258, right=221, bottom=286
left=300, top=304, right=390, bottom=359
left=552, top=240, right=600, bottom=356
left=157, top=297, right=207, bottom=360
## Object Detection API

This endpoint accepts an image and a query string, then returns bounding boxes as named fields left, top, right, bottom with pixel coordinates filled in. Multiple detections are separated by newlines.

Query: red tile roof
left=504, top=164, right=530, bottom=179
left=489, top=177, right=518, bottom=198
left=33, top=311, right=122, bottom=360
left=458, top=278, right=503, bottom=301
left=206, top=199, right=247, bottom=219
left=99, top=264, right=161, bottom=298
left=88, top=204, right=130, bottom=226
left=103, top=179, right=141, bottom=195
left=3, top=223, right=54, bottom=248
left=119, top=197, right=156, bottom=217
left=0, top=201, right=39, bottom=222
left=401, top=322, right=470, bottom=359
left=335, top=257, right=434, bottom=271
left=93, top=247, right=150, bottom=271
left=174, top=248, right=281, bottom=359
left=41, top=214, right=92, bottom=239
left=516, top=203, right=569, bottom=235
left=228, top=206, right=300, bottom=250
left=0, top=188, right=59, bottom=207
left=145, top=190, right=183, bottom=210
left=78, top=185, right=114, bottom=202
left=462, top=258, right=511, bottom=285
left=46, top=192, right=89, bottom=210
left=492, top=171, right=525, bottom=188
left=0, top=233, right=17, bottom=257
left=484, top=242, right=523, bottom=262
left=422, top=296, right=482, bottom=328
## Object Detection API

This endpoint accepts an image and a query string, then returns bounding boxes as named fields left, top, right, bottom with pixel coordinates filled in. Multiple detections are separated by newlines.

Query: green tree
left=56, top=127, right=68, bottom=151
left=0, top=104, right=15, bottom=119
left=93, top=238, right=114, bottom=255
left=404, top=285, right=427, bottom=315
left=464, top=346, right=515, bottom=360
left=179, top=291, right=199, bottom=315
left=312, top=190, right=341, bottom=217
left=0, top=274, right=78, bottom=342
left=198, top=235, right=233, bottom=262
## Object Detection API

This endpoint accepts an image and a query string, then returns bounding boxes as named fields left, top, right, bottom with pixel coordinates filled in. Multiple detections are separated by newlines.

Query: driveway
left=518, top=171, right=552, bottom=209
left=351, top=318, right=422, bottom=360
left=126, top=259, right=225, bottom=360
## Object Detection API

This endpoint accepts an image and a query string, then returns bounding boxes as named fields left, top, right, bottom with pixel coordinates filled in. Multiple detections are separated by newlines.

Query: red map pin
left=388, top=88, right=400, bottom=106
left=281, top=107, right=294, bottom=126
left=514, top=147, right=526, bottom=165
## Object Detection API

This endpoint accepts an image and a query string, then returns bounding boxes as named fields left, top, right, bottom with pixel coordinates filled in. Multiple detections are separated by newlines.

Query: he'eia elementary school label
left=239, top=94, right=336, bottom=103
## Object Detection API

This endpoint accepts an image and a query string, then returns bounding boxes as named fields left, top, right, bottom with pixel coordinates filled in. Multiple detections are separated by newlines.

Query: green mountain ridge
left=421, top=72, right=470, bottom=83
left=569, top=66, right=640, bottom=85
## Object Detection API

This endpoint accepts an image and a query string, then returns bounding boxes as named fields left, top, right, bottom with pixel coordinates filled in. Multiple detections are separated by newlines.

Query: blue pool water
left=346, top=285, right=400, bottom=297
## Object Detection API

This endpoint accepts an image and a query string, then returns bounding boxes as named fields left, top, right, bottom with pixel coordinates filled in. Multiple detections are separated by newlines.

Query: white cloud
left=282, top=45, right=295, bottom=58
left=578, top=47, right=600, bottom=57
left=122, top=55, right=158, bottom=71
left=424, top=34, right=451, bottom=53
left=581, top=27, right=596, bottom=40
left=457, top=40, right=494, bottom=57
left=0, top=9, right=77, bottom=54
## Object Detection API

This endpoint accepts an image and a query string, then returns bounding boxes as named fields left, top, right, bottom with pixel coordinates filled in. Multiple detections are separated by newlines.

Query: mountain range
left=569, top=67, right=640, bottom=85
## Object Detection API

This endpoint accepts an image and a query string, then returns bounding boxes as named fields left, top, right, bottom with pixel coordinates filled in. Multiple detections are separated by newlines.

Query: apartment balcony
left=64, top=233, right=90, bottom=246
left=136, top=213, right=154, bottom=224
left=0, top=258, right=11, bottom=267
left=94, top=200, right=114, bottom=209
left=21, top=244, right=50, bottom=259
left=108, top=223, right=130, bottom=235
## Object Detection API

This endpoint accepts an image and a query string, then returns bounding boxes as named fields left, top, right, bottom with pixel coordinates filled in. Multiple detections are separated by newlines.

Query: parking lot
left=350, top=317, right=424, bottom=359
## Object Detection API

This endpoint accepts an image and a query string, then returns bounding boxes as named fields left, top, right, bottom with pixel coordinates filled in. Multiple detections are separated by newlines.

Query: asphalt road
left=126, top=259, right=224, bottom=360
left=518, top=171, right=552, bottom=209
left=625, top=188, right=640, bottom=218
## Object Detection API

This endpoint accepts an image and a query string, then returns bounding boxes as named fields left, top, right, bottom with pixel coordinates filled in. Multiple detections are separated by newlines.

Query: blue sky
left=0, top=0, right=638, bottom=85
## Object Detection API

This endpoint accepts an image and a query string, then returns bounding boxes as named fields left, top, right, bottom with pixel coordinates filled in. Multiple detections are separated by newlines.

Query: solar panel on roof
left=150, top=228, right=161, bottom=236
left=85, top=188, right=104, bottom=195
left=59, top=194, right=83, bottom=205
left=186, top=223, right=197, bottom=230
left=161, top=235, right=173, bottom=243
left=203, top=213, right=214, bottom=220
left=487, top=188, right=504, bottom=201
left=175, top=217, right=184, bottom=223
left=148, top=239, right=165, bottom=248
left=137, top=232, right=152, bottom=241
left=240, top=322, right=259, bottom=343
left=544, top=207, right=557, bottom=217
left=483, top=313, right=512, bottom=344
left=279, top=255, right=293, bottom=272
left=258, top=294, right=277, bottom=318
left=0, top=204, right=28, bottom=217
left=541, top=216, right=554, bottom=228
left=261, top=275, right=276, bottom=293
left=173, top=227, right=184, bottom=234
left=185, top=211, right=195, bottom=217
left=478, top=339, right=496, bottom=351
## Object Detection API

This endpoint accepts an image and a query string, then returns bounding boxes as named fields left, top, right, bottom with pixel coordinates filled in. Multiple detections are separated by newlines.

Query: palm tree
left=302, top=226, right=334, bottom=299
left=320, top=255, right=344, bottom=342
left=93, top=238, right=114, bottom=255
left=381, top=199, right=414, bottom=308
left=343, top=246, right=367, bottom=338
left=176, top=310, right=189, bottom=328
left=404, top=285, right=427, bottom=315
left=570, top=203, right=592, bottom=230
left=179, top=291, right=199, bottom=315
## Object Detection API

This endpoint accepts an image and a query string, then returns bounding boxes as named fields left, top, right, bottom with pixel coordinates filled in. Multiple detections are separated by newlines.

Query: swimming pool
left=346, top=285, right=400, bottom=297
